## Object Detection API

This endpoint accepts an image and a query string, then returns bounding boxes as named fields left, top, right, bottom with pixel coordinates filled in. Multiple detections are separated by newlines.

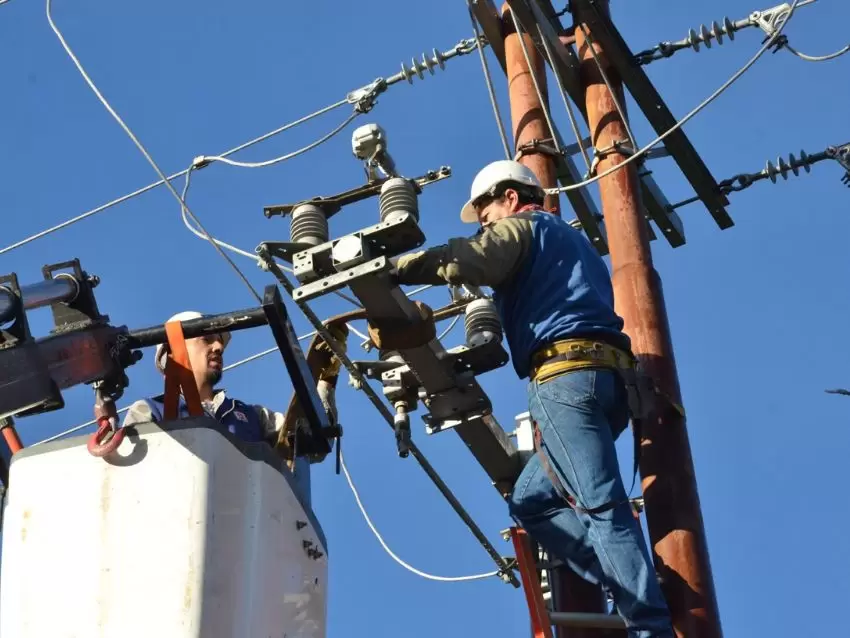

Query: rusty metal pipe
left=502, top=3, right=560, bottom=214
left=574, top=3, right=722, bottom=637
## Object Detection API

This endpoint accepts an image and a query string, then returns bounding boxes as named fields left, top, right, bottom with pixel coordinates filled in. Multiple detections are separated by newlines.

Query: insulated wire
left=198, top=111, right=360, bottom=169
left=0, top=98, right=347, bottom=259
left=508, top=8, right=562, bottom=155
left=437, top=314, right=461, bottom=340
left=340, top=450, right=500, bottom=582
left=545, top=0, right=804, bottom=195
left=784, top=42, right=850, bottom=62
left=46, top=0, right=263, bottom=304
left=467, top=0, right=512, bottom=160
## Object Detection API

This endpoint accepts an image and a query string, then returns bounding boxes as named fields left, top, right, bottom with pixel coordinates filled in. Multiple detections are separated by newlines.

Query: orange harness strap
left=163, top=321, right=204, bottom=420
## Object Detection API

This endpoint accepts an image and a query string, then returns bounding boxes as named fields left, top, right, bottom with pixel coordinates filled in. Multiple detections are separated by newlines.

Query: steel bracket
left=290, top=247, right=519, bottom=487
left=287, top=213, right=425, bottom=283
left=42, top=259, right=106, bottom=333
left=291, top=256, right=393, bottom=304
left=827, top=143, right=850, bottom=187
left=263, top=167, right=451, bottom=220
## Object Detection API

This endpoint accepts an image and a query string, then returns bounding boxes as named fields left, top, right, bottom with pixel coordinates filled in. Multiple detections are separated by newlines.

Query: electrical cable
left=339, top=450, right=501, bottom=582
left=0, top=98, right=348, bottom=257
left=437, top=315, right=461, bottom=341
left=0, top=34, right=480, bottom=257
left=467, top=0, right=512, bottom=160
left=784, top=42, right=850, bottom=62
left=544, top=0, right=804, bottom=196
left=46, top=0, right=263, bottom=304
left=196, top=111, right=360, bottom=169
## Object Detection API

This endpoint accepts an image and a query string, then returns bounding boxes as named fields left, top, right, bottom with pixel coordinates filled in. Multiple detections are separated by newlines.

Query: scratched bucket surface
left=0, top=417, right=327, bottom=638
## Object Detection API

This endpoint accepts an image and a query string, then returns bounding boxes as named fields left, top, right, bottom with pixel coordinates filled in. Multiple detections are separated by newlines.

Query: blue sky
left=2, top=1, right=848, bottom=636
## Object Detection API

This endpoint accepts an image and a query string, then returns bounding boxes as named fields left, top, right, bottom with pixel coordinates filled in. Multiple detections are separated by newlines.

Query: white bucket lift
left=0, top=416, right=327, bottom=638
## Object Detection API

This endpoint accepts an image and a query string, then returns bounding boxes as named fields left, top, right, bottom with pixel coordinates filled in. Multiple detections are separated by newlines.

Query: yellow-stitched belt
left=530, top=338, right=635, bottom=383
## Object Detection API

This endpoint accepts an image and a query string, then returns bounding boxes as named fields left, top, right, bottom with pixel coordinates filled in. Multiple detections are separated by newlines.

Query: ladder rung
left=550, top=612, right=627, bottom=630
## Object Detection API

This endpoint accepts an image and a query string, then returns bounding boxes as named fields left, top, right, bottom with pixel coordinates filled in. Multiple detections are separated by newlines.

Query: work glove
left=316, top=379, right=338, bottom=426
left=367, top=301, right=436, bottom=351
left=315, top=323, right=349, bottom=382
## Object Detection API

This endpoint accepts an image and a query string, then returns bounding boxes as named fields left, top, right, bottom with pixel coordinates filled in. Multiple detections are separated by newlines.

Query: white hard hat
left=154, top=311, right=231, bottom=374
left=460, top=160, right=545, bottom=223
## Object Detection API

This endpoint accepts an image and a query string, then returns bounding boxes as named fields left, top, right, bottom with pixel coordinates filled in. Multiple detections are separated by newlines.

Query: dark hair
left=491, top=180, right=544, bottom=207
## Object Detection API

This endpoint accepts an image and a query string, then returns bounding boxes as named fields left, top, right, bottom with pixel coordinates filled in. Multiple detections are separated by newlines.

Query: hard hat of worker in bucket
left=459, top=160, right=546, bottom=223
left=154, top=311, right=231, bottom=374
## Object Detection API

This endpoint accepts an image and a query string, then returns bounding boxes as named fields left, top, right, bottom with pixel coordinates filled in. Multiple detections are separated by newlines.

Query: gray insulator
left=290, top=203, right=329, bottom=247
left=379, top=178, right=419, bottom=224
left=464, top=299, right=502, bottom=348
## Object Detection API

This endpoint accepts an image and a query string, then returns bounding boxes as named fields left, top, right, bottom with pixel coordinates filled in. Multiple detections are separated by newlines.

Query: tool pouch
left=618, top=363, right=656, bottom=423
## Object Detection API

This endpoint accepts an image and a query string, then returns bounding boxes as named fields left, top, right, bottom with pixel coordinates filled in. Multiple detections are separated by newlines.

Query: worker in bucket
left=120, top=311, right=343, bottom=505
left=387, top=160, right=674, bottom=637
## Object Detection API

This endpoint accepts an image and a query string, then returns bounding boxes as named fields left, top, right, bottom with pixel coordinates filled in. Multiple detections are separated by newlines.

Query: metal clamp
left=827, top=144, right=850, bottom=187
left=589, top=139, right=636, bottom=176
left=514, top=138, right=561, bottom=161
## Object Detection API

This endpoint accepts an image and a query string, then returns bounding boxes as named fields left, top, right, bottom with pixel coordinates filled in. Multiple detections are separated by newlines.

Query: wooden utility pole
left=501, top=6, right=617, bottom=637
left=573, top=2, right=722, bottom=636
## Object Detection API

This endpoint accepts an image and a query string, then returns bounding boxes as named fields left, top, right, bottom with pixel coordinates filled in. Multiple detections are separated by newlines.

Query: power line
left=785, top=42, right=850, bottom=62
left=340, top=450, right=501, bottom=582
left=0, top=35, right=482, bottom=256
left=545, top=0, right=804, bottom=196
left=194, top=111, right=360, bottom=170
left=46, top=0, right=263, bottom=304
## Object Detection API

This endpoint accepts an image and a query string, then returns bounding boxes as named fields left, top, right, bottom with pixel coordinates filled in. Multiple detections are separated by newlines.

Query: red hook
left=87, top=417, right=125, bottom=458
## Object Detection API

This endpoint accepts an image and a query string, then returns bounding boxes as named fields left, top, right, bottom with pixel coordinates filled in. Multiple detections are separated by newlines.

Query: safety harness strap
left=163, top=320, right=204, bottom=420
left=532, top=417, right=640, bottom=516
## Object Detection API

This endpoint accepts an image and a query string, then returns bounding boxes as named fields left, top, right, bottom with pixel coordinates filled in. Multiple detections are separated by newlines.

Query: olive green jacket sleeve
left=394, top=213, right=534, bottom=288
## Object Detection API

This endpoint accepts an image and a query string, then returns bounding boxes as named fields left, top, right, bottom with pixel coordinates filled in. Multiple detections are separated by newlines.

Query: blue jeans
left=508, top=369, right=674, bottom=638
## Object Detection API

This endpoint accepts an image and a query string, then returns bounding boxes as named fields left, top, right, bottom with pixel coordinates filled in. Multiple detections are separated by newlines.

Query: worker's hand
left=367, top=301, right=436, bottom=351
left=315, top=323, right=348, bottom=382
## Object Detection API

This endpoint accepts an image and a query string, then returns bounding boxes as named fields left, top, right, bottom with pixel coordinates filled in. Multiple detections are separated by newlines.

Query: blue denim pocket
left=536, top=369, right=598, bottom=406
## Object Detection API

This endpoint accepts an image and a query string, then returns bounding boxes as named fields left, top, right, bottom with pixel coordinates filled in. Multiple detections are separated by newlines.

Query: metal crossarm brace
left=571, top=0, right=734, bottom=230
left=256, top=252, right=520, bottom=587
left=291, top=255, right=521, bottom=494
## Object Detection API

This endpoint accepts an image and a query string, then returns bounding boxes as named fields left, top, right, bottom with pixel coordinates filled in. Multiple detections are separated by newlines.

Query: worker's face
left=474, top=189, right=520, bottom=227
left=186, top=333, right=226, bottom=388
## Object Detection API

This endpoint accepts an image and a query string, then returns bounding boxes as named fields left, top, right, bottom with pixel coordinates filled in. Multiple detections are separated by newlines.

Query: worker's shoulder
left=484, top=212, right=535, bottom=238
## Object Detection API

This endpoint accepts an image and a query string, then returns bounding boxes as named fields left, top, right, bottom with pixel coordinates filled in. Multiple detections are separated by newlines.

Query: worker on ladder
left=390, top=161, right=674, bottom=637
